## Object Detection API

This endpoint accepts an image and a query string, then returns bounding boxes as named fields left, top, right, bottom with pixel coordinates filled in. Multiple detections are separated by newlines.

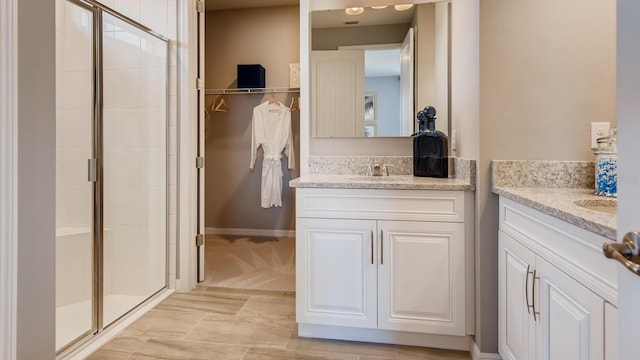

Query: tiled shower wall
left=55, top=0, right=179, bottom=308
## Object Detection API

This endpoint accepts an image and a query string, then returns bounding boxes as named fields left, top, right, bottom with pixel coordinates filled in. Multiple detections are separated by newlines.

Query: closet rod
left=205, top=87, right=300, bottom=95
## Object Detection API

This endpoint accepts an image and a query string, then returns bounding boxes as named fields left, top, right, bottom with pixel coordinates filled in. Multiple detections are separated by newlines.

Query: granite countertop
left=493, top=186, right=616, bottom=240
left=290, top=174, right=474, bottom=191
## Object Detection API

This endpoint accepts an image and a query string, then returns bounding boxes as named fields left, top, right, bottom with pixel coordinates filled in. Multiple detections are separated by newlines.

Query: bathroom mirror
left=310, top=1, right=450, bottom=138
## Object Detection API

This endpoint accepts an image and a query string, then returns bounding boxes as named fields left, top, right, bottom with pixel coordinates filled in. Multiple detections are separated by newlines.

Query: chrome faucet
left=365, top=164, right=390, bottom=176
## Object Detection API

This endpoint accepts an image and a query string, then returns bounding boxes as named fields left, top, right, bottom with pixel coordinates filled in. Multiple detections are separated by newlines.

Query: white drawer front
left=499, top=197, right=617, bottom=305
left=297, top=188, right=465, bottom=222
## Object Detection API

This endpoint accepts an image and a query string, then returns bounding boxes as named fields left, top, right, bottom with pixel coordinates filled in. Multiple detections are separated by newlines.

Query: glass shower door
left=55, top=0, right=96, bottom=352
left=101, top=12, right=168, bottom=327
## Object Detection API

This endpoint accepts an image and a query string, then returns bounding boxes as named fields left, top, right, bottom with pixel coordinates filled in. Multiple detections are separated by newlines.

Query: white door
left=296, top=218, right=377, bottom=329
left=311, top=50, right=365, bottom=137
left=535, top=258, right=604, bottom=360
left=377, top=220, right=465, bottom=336
left=499, top=231, right=536, bottom=360
left=400, top=28, right=415, bottom=136
left=612, top=2, right=640, bottom=359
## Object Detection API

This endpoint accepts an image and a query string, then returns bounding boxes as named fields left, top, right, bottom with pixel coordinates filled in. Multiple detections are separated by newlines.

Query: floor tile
left=120, top=309, right=205, bottom=339
left=286, top=337, right=399, bottom=359
left=237, top=296, right=296, bottom=322
left=128, top=338, right=247, bottom=360
left=86, top=336, right=147, bottom=359
left=242, top=347, right=358, bottom=360
left=201, top=235, right=295, bottom=292
left=393, top=345, right=470, bottom=360
left=200, top=286, right=284, bottom=300
left=185, top=313, right=294, bottom=349
left=154, top=292, right=247, bottom=315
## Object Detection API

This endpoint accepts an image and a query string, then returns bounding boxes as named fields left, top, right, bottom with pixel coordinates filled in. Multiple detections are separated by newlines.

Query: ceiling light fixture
left=371, top=6, right=388, bottom=9
left=345, top=7, right=365, bottom=15
left=394, top=4, right=414, bottom=11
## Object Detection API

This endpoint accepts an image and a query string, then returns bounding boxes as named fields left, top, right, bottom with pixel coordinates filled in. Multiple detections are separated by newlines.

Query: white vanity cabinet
left=498, top=197, right=618, bottom=360
left=295, top=188, right=474, bottom=347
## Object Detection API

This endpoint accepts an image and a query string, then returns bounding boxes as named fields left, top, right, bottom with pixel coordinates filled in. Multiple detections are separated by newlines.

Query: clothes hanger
left=288, top=96, right=298, bottom=112
left=214, top=96, right=230, bottom=112
left=267, top=91, right=280, bottom=105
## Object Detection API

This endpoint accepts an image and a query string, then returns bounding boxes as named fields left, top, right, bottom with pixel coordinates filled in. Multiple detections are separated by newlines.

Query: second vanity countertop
left=290, top=174, right=474, bottom=191
left=493, top=186, right=616, bottom=240
left=491, top=160, right=615, bottom=240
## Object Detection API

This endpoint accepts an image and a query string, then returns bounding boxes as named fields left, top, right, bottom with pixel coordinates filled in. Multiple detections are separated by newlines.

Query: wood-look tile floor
left=88, top=287, right=471, bottom=360
left=200, top=235, right=296, bottom=292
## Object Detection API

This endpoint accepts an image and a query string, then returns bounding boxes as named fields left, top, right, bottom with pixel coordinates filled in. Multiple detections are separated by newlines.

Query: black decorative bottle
left=413, top=106, right=448, bottom=178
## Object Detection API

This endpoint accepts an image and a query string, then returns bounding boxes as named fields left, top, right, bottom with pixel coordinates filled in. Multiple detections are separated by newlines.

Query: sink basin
left=342, top=175, right=412, bottom=183
left=573, top=199, right=617, bottom=215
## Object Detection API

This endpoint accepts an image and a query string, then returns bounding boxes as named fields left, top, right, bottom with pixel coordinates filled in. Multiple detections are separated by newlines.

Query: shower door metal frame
left=196, top=0, right=206, bottom=283
left=57, top=0, right=170, bottom=357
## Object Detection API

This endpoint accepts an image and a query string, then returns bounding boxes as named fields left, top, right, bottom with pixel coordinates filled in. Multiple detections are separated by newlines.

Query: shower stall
left=55, top=0, right=168, bottom=354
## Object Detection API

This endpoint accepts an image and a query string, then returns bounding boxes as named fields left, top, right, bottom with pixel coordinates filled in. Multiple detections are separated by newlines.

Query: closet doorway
left=55, top=0, right=169, bottom=354
left=199, top=1, right=300, bottom=292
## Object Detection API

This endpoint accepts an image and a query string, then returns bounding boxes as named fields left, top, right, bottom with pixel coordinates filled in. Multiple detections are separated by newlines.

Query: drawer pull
left=525, top=265, right=532, bottom=315
left=371, top=231, right=374, bottom=265
left=380, top=231, right=384, bottom=265
left=532, top=269, right=540, bottom=321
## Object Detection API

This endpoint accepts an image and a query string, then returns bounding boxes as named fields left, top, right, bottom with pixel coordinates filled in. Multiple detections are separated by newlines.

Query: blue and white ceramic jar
left=594, top=130, right=617, bottom=197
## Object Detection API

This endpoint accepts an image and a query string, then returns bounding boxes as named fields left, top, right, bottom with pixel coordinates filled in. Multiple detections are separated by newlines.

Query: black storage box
left=237, top=64, right=266, bottom=88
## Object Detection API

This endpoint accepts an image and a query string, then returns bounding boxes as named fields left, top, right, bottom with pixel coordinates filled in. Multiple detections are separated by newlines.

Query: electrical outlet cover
left=591, top=122, right=611, bottom=148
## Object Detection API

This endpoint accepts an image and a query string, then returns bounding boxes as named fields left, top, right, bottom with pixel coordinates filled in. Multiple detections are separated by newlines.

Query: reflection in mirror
left=310, top=2, right=450, bottom=138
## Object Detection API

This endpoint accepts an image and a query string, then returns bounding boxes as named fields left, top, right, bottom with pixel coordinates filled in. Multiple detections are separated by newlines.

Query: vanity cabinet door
left=377, top=221, right=465, bottom=335
left=296, top=218, right=378, bottom=329
left=535, top=257, right=604, bottom=360
left=499, top=231, right=536, bottom=360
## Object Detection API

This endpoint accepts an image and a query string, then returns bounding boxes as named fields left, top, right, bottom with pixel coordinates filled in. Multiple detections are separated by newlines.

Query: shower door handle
left=88, top=159, right=97, bottom=182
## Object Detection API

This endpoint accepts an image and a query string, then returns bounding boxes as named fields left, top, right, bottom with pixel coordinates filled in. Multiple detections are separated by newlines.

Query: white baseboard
left=471, top=342, right=502, bottom=360
left=298, top=323, right=471, bottom=351
left=63, top=289, right=174, bottom=360
left=205, top=227, right=295, bottom=238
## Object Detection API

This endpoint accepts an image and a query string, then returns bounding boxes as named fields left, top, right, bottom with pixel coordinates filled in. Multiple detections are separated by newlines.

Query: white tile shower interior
left=55, top=0, right=177, bottom=352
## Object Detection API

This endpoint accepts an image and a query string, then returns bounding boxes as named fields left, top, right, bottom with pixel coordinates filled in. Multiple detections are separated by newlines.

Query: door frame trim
left=176, top=0, right=200, bottom=291
left=0, top=0, right=19, bottom=358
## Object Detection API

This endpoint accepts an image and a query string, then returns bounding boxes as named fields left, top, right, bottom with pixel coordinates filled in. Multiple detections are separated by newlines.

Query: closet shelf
left=205, top=87, right=300, bottom=95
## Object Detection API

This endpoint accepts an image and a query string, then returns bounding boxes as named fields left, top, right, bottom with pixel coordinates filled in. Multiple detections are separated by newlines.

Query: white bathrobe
left=250, top=101, right=295, bottom=208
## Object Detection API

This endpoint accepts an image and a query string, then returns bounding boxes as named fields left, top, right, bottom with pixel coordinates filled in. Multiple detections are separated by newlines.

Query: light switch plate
left=451, top=129, right=457, bottom=152
left=591, top=122, right=610, bottom=148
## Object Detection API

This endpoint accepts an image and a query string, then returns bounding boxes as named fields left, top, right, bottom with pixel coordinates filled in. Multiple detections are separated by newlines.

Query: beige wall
left=413, top=3, right=436, bottom=120
left=474, top=0, right=616, bottom=354
left=204, top=6, right=300, bottom=231
left=434, top=2, right=450, bottom=136
left=17, top=0, right=56, bottom=358
left=312, top=24, right=409, bottom=50
left=480, top=0, right=616, bottom=162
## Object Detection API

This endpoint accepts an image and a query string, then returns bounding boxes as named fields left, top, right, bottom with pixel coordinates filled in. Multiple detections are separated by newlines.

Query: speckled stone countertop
left=290, top=174, right=474, bottom=191
left=492, top=161, right=615, bottom=240
left=294, top=156, right=476, bottom=191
